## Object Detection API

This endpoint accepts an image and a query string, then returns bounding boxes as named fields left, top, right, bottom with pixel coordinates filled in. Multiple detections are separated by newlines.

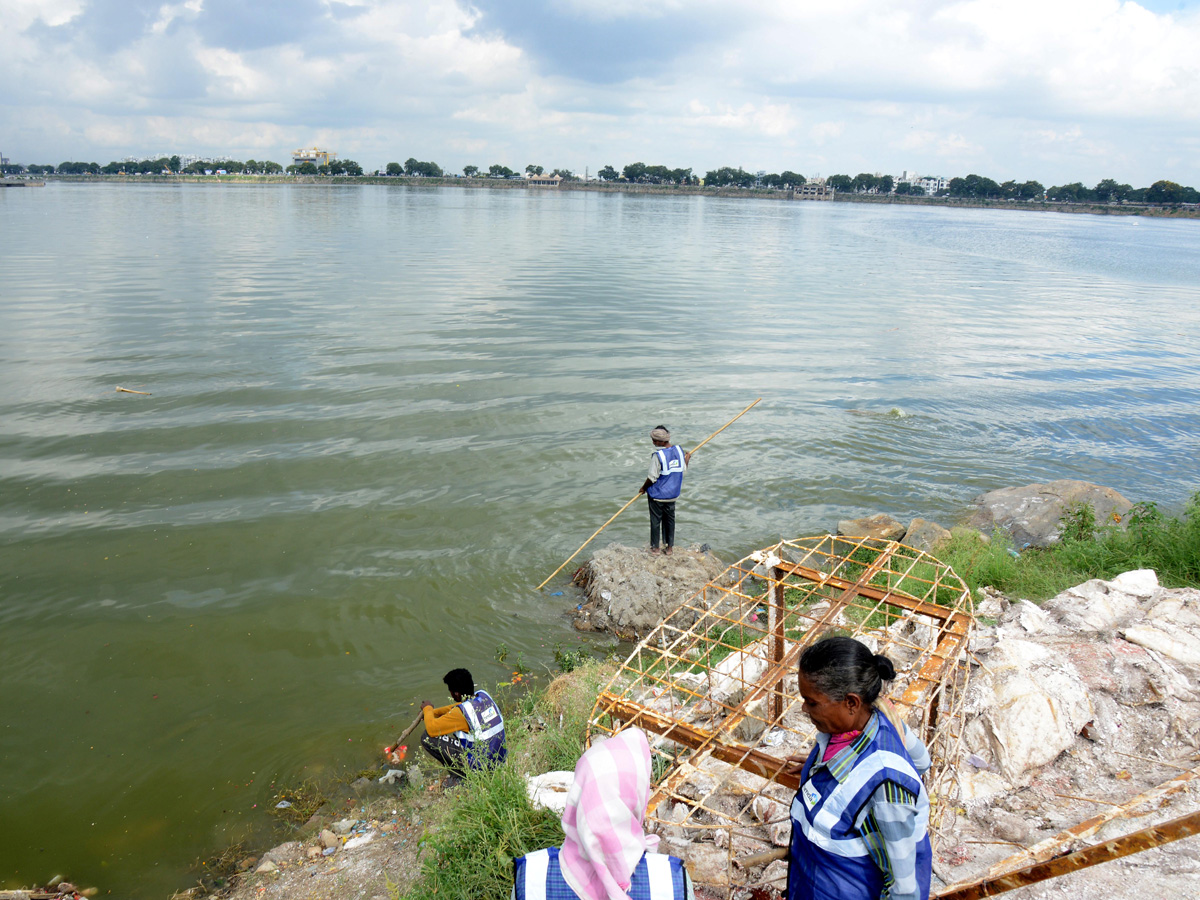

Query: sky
left=2, top=0, right=1199, bottom=187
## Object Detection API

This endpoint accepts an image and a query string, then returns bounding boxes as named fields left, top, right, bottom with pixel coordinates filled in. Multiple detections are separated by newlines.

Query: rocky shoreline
left=13, top=479, right=1195, bottom=900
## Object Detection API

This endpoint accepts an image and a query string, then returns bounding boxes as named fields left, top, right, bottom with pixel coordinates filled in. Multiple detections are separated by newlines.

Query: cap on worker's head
left=650, top=426, right=671, bottom=443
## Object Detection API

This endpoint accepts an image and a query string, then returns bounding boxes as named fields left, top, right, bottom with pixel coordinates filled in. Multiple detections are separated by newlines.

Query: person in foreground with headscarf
left=639, top=425, right=691, bottom=557
left=784, top=636, right=932, bottom=900
left=512, top=727, right=693, bottom=900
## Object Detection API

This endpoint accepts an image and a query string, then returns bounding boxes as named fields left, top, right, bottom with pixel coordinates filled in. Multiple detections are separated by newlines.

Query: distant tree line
left=11, top=156, right=1197, bottom=205
left=594, top=162, right=698, bottom=185
left=824, top=171, right=1199, bottom=205
left=286, top=159, right=362, bottom=176
left=13, top=157, right=292, bottom=176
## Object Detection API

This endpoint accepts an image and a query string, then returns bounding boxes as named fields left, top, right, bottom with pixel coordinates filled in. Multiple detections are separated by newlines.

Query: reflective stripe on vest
left=453, top=689, right=506, bottom=767
left=787, top=712, right=931, bottom=900
left=647, top=446, right=685, bottom=500
left=513, top=847, right=686, bottom=900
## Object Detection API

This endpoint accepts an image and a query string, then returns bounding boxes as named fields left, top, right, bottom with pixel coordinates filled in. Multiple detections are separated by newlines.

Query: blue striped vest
left=647, top=446, right=685, bottom=500
left=787, top=713, right=931, bottom=900
left=513, top=847, right=687, bottom=900
left=453, top=690, right=507, bottom=768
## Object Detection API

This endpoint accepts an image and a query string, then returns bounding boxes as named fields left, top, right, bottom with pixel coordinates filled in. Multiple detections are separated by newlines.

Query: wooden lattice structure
left=588, top=536, right=975, bottom=895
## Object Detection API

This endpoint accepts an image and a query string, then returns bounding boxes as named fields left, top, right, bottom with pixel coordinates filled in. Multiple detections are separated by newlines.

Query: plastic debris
left=344, top=833, right=375, bottom=850
left=275, top=800, right=292, bottom=809
left=967, top=753, right=994, bottom=771
left=550, top=591, right=564, bottom=596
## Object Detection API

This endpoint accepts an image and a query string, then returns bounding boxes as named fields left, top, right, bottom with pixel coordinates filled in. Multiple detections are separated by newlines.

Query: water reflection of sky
left=1, top=183, right=1199, bottom=898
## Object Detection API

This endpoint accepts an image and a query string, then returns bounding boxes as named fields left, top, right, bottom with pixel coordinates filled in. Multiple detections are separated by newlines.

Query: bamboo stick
left=934, top=809, right=1200, bottom=899
left=536, top=398, right=762, bottom=591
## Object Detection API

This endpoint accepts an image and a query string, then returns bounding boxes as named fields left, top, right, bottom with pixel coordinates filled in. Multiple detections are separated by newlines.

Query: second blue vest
left=513, top=847, right=687, bottom=900
left=453, top=689, right=507, bottom=769
left=647, top=446, right=685, bottom=500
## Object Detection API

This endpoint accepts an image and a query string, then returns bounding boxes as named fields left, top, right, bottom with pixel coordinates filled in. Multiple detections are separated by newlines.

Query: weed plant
left=937, top=492, right=1200, bottom=601
left=1054, top=495, right=1200, bottom=587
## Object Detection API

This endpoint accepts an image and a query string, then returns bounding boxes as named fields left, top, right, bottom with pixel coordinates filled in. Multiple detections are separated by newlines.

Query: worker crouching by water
left=785, top=637, right=932, bottom=900
left=420, top=667, right=507, bottom=787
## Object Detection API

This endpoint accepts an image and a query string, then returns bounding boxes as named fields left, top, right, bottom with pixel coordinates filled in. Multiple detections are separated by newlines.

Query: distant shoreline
left=37, top=174, right=1200, bottom=219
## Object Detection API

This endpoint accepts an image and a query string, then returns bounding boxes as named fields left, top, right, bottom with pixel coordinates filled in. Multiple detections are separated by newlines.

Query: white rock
left=254, top=860, right=279, bottom=874
left=331, top=818, right=355, bottom=835
left=1043, top=580, right=1139, bottom=631
left=526, top=771, right=574, bottom=815
left=972, top=639, right=1093, bottom=782
left=1122, top=624, right=1200, bottom=667
left=682, top=843, right=732, bottom=886
left=1111, top=569, right=1159, bottom=598
left=958, top=768, right=1011, bottom=801
left=751, top=795, right=792, bottom=846
left=1145, top=593, right=1200, bottom=629
left=1006, top=600, right=1061, bottom=635
left=761, top=859, right=789, bottom=886
left=735, top=697, right=768, bottom=742
left=709, top=641, right=770, bottom=705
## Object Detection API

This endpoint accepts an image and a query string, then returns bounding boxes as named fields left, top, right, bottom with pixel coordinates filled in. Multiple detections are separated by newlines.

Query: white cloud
left=811, top=121, right=845, bottom=142
left=1, top=0, right=1199, bottom=185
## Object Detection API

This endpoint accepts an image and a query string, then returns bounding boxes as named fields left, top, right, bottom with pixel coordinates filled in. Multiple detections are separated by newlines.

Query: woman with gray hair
left=784, top=636, right=932, bottom=900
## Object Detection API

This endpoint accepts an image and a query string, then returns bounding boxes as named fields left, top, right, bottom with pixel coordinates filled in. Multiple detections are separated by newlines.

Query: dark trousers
left=421, top=732, right=469, bottom=776
left=648, top=497, right=676, bottom=549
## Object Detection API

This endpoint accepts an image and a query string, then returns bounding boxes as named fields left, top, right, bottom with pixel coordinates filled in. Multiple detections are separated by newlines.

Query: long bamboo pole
left=933, top=809, right=1200, bottom=899
left=536, top=398, right=762, bottom=591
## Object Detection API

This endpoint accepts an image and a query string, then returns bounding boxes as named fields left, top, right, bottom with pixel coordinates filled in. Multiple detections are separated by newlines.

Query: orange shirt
left=423, top=701, right=469, bottom=738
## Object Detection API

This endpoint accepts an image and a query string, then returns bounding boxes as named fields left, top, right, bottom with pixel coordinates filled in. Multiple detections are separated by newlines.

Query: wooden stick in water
left=385, top=711, right=425, bottom=755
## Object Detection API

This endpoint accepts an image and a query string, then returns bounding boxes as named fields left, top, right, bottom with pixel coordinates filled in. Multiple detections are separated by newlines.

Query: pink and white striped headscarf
left=559, top=727, right=661, bottom=900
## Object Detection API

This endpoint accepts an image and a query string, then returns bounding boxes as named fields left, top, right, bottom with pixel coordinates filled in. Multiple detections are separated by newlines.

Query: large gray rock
left=967, top=480, right=1132, bottom=548
left=901, top=518, right=952, bottom=552
left=836, top=513, right=905, bottom=541
left=573, top=543, right=728, bottom=641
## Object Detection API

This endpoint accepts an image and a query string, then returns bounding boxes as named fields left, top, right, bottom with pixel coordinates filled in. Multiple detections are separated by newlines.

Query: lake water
left=2, top=183, right=1198, bottom=895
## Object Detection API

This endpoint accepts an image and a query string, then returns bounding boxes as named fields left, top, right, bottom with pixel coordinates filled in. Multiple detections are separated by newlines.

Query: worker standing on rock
left=639, top=425, right=691, bottom=557
left=784, top=637, right=932, bottom=900
left=420, top=668, right=507, bottom=787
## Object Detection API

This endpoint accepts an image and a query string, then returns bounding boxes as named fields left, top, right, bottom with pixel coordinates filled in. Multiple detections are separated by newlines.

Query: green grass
left=937, top=492, right=1200, bottom=601
left=401, top=760, right=564, bottom=900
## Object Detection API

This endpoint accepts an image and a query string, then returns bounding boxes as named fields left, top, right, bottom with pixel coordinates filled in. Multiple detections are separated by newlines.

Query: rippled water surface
left=2, top=183, right=1199, bottom=895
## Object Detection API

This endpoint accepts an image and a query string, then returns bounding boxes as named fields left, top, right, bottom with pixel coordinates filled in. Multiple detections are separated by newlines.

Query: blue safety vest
left=787, top=713, right=931, bottom=900
left=647, top=446, right=686, bottom=501
left=453, top=690, right=507, bottom=769
left=513, top=847, right=688, bottom=900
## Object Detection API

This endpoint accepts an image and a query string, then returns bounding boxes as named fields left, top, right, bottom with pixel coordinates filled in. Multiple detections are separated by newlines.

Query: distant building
left=896, top=171, right=948, bottom=195
left=527, top=173, right=563, bottom=187
left=293, top=147, right=336, bottom=167
left=918, top=175, right=947, bottom=194
left=794, top=178, right=832, bottom=200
